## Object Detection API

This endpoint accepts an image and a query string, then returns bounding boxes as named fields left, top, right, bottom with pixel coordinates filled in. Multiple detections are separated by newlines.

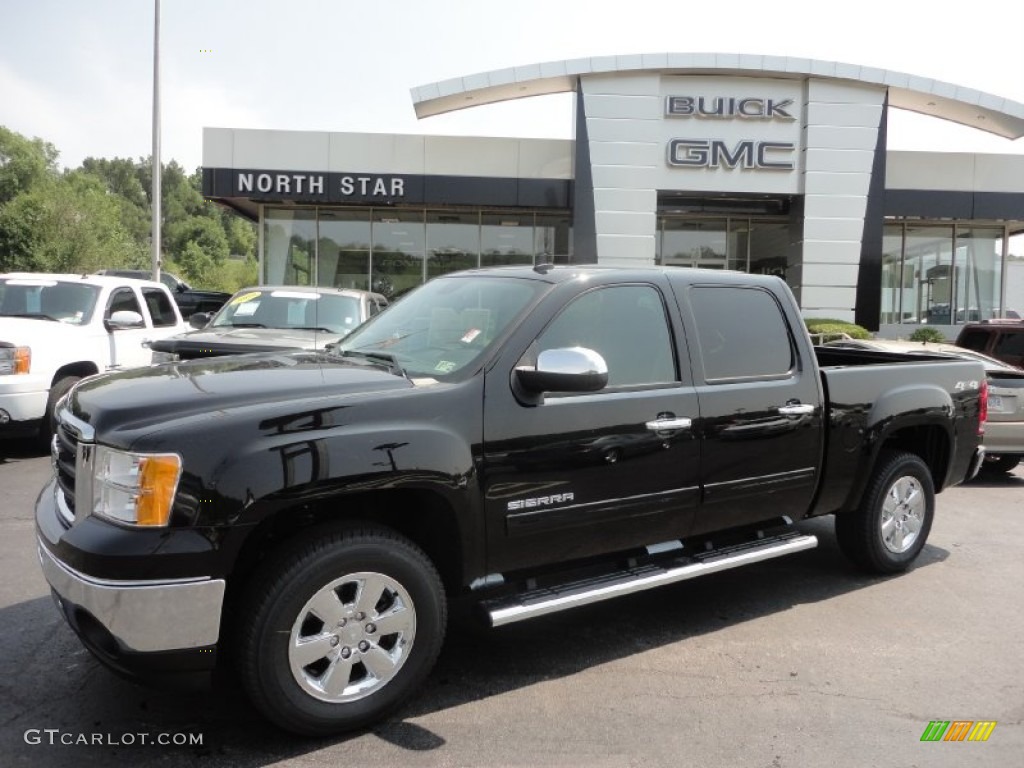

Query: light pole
left=151, top=0, right=162, bottom=282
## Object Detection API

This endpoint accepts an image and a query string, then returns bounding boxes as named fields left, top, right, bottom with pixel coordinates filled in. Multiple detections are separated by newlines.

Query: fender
left=840, top=383, right=954, bottom=513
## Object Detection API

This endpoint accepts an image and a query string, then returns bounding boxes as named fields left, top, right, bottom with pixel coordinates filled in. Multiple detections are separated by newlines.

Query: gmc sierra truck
left=35, top=266, right=987, bottom=735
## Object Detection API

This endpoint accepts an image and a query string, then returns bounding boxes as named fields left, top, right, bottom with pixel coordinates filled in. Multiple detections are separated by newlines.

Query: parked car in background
left=955, top=321, right=1024, bottom=369
left=96, top=269, right=233, bottom=318
left=823, top=338, right=1024, bottom=475
left=149, top=285, right=388, bottom=361
left=0, top=272, right=186, bottom=443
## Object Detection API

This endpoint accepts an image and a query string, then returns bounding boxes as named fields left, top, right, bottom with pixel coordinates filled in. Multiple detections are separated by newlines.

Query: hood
left=0, top=316, right=92, bottom=343
left=69, top=351, right=412, bottom=438
left=150, top=327, right=344, bottom=357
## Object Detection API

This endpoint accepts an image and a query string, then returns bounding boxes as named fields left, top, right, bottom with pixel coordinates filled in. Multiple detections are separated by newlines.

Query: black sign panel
left=202, top=168, right=570, bottom=209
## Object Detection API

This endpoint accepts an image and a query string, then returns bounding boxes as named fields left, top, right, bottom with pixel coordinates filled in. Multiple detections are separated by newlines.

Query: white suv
left=0, top=272, right=186, bottom=444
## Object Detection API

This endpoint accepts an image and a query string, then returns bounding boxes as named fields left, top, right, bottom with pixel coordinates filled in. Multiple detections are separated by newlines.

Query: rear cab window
left=688, top=285, right=796, bottom=382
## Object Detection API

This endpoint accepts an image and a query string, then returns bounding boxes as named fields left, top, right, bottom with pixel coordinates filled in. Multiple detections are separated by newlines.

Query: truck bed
left=812, top=346, right=985, bottom=517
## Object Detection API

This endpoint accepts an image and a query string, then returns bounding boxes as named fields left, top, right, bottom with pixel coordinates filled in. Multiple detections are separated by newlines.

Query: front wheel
left=835, top=450, right=935, bottom=574
left=237, top=525, right=446, bottom=735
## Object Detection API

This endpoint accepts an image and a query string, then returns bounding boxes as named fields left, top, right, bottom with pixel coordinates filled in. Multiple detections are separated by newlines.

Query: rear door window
left=689, top=286, right=795, bottom=381
left=142, top=288, right=178, bottom=327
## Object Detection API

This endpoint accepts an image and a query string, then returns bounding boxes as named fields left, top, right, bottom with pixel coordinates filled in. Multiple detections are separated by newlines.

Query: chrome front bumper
left=37, top=539, right=226, bottom=653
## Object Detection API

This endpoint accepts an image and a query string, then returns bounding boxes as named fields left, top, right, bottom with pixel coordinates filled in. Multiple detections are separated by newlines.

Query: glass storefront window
left=660, top=219, right=727, bottom=269
left=481, top=213, right=533, bottom=267
left=372, top=211, right=424, bottom=300
left=726, top=220, right=750, bottom=272
left=318, top=210, right=370, bottom=290
left=264, top=208, right=316, bottom=286
left=903, top=225, right=954, bottom=324
left=748, top=221, right=789, bottom=279
left=535, top=214, right=572, bottom=264
left=427, top=211, right=480, bottom=279
left=880, top=225, right=905, bottom=324
left=954, top=228, right=1002, bottom=322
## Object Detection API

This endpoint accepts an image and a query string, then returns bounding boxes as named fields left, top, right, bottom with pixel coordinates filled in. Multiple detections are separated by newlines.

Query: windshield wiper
left=224, top=322, right=266, bottom=328
left=293, top=326, right=336, bottom=333
left=338, top=349, right=408, bottom=379
left=5, top=312, right=58, bottom=322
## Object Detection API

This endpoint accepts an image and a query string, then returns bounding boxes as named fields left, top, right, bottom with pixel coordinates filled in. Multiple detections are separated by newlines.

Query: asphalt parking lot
left=1, top=439, right=1020, bottom=768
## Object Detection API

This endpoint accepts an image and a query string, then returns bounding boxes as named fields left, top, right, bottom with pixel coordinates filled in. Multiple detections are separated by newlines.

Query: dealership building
left=201, top=53, right=1024, bottom=332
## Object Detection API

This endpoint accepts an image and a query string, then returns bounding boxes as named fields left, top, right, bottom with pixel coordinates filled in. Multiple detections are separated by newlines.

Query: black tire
left=979, top=454, right=1021, bottom=475
left=835, top=450, right=935, bottom=574
left=237, top=524, right=446, bottom=736
left=39, top=375, right=79, bottom=447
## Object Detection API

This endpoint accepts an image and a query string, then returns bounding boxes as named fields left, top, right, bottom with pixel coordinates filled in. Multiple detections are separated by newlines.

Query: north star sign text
left=236, top=173, right=405, bottom=197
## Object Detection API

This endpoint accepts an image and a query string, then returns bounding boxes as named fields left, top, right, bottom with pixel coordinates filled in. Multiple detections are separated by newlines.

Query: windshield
left=0, top=278, right=100, bottom=325
left=337, top=275, right=546, bottom=378
left=210, top=289, right=362, bottom=334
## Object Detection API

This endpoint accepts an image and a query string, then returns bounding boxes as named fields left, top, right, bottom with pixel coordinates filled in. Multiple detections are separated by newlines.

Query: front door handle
left=778, top=403, right=815, bottom=417
left=645, top=417, right=693, bottom=432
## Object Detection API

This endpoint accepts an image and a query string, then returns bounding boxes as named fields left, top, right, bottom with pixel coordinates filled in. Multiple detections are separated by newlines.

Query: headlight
left=0, top=346, right=30, bottom=375
left=151, top=350, right=179, bottom=364
left=92, top=446, right=182, bottom=526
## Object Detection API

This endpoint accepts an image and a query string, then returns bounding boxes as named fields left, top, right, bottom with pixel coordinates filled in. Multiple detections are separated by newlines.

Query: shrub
left=804, top=318, right=872, bottom=342
left=908, top=327, right=947, bottom=343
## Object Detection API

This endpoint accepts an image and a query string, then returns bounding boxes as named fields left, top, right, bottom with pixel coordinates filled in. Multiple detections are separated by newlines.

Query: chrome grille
left=52, top=408, right=95, bottom=527
left=52, top=423, right=78, bottom=517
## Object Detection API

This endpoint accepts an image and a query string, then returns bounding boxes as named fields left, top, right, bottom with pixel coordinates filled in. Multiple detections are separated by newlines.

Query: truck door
left=103, top=287, right=152, bottom=369
left=482, top=280, right=702, bottom=574
left=679, top=283, right=824, bottom=535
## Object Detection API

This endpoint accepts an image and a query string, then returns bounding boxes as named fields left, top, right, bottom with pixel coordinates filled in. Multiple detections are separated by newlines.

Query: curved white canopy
left=411, top=53, right=1024, bottom=140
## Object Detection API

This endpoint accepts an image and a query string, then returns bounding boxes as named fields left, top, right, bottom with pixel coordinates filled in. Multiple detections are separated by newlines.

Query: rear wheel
left=237, top=525, right=446, bottom=735
left=835, top=450, right=934, bottom=574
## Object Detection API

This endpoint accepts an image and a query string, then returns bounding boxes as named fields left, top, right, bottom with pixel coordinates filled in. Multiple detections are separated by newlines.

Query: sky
left=1, top=0, right=1024, bottom=171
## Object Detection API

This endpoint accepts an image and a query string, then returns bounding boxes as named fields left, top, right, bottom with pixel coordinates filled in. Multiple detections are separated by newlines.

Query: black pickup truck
left=35, top=266, right=987, bottom=735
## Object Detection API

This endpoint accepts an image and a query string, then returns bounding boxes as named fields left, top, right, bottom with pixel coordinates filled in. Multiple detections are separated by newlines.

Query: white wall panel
left=233, top=130, right=330, bottom=170
left=803, top=217, right=867, bottom=241
left=804, top=148, right=875, bottom=174
left=885, top=151, right=975, bottom=189
left=590, top=164, right=659, bottom=189
left=586, top=118, right=661, bottom=143
left=594, top=188, right=658, bottom=212
left=424, top=136, right=519, bottom=176
left=327, top=134, right=426, bottom=174
left=801, top=263, right=860, bottom=286
left=801, top=286, right=858, bottom=308
left=805, top=126, right=880, bottom=151
left=799, top=240, right=863, bottom=264
left=203, top=128, right=233, bottom=167
left=595, top=211, right=657, bottom=236
left=803, top=194, right=868, bottom=219
left=517, top=140, right=573, bottom=179
left=588, top=141, right=660, bottom=167
left=804, top=171, right=873, bottom=195
left=807, top=80, right=885, bottom=105
left=595, top=234, right=656, bottom=263
left=806, top=102, right=884, bottom=128
left=584, top=94, right=663, bottom=120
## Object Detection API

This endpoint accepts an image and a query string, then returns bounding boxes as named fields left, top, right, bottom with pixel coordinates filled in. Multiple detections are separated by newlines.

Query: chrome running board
left=482, top=532, right=818, bottom=627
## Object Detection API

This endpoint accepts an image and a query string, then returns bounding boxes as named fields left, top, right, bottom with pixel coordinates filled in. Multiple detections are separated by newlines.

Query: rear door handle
left=645, top=417, right=693, bottom=432
left=778, top=404, right=815, bottom=416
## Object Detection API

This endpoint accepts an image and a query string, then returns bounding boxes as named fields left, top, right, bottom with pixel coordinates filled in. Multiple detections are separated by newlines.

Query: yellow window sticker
left=230, top=291, right=263, bottom=306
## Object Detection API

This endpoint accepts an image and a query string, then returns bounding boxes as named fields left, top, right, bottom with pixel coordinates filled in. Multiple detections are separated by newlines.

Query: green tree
left=0, top=126, right=58, bottom=204
left=0, top=171, right=143, bottom=273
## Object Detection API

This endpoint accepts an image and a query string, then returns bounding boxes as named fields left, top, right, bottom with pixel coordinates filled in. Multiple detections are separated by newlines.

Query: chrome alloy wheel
left=288, top=571, right=417, bottom=703
left=879, top=475, right=925, bottom=554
